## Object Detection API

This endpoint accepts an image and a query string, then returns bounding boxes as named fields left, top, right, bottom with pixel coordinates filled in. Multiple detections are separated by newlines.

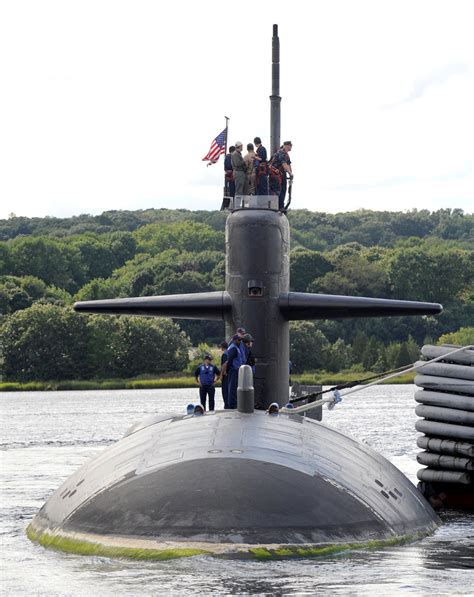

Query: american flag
left=202, top=129, right=227, bottom=166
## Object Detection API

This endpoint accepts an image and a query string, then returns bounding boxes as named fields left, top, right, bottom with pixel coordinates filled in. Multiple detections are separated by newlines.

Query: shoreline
left=0, top=371, right=416, bottom=392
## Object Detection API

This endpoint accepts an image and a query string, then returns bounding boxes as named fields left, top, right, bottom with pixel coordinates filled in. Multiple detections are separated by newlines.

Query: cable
left=283, top=344, right=474, bottom=416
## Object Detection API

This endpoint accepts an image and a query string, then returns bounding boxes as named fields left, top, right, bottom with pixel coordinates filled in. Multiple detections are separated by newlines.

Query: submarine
left=28, top=25, right=443, bottom=559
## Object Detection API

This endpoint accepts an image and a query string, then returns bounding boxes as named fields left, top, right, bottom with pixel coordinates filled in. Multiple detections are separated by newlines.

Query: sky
left=0, top=0, right=473, bottom=220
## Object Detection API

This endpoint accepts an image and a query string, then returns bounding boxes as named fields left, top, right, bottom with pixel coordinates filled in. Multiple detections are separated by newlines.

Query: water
left=1, top=386, right=473, bottom=595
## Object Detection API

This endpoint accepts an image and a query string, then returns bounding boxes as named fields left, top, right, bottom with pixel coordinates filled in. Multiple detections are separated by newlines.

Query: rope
left=283, top=175, right=293, bottom=211
left=281, top=344, right=474, bottom=415
left=289, top=362, right=413, bottom=405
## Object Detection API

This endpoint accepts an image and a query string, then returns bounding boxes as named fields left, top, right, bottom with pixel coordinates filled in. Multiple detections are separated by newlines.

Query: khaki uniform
left=244, top=151, right=257, bottom=195
left=231, top=150, right=249, bottom=196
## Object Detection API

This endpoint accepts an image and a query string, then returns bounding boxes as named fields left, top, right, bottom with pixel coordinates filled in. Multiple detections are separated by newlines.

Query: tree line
left=0, top=208, right=472, bottom=381
left=1, top=207, right=472, bottom=247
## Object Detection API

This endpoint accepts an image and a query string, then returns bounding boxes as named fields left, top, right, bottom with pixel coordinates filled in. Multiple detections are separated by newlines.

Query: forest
left=0, top=207, right=472, bottom=382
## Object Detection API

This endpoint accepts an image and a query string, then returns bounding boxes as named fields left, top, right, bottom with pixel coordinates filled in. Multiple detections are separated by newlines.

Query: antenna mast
left=270, top=24, right=281, bottom=154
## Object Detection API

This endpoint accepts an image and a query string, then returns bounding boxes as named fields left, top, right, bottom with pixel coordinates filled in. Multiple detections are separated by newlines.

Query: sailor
left=270, top=141, right=293, bottom=209
left=219, top=341, right=229, bottom=409
left=254, top=137, right=269, bottom=195
left=267, top=402, right=280, bottom=416
left=220, top=334, right=243, bottom=409
left=195, top=354, right=220, bottom=411
left=236, top=326, right=248, bottom=365
left=268, top=155, right=282, bottom=201
left=242, top=333, right=256, bottom=375
left=231, top=142, right=249, bottom=197
left=243, top=143, right=258, bottom=195
left=193, top=404, right=205, bottom=416
left=224, top=146, right=236, bottom=198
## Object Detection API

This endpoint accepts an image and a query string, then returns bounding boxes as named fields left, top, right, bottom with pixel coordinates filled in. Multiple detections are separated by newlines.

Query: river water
left=1, top=386, right=472, bottom=595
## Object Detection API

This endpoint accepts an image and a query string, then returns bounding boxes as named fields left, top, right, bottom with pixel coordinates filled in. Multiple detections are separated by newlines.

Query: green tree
left=107, top=231, right=137, bottom=266
left=385, top=247, right=473, bottom=303
left=438, top=326, right=474, bottom=345
left=290, top=249, right=332, bottom=291
left=373, top=348, right=388, bottom=373
left=325, top=338, right=354, bottom=372
left=0, top=275, right=71, bottom=315
left=9, top=237, right=85, bottom=292
left=311, top=254, right=389, bottom=297
left=69, top=236, right=116, bottom=280
left=110, top=317, right=190, bottom=377
left=0, top=242, right=10, bottom=275
left=135, top=221, right=224, bottom=255
left=289, top=322, right=330, bottom=371
left=0, top=304, right=89, bottom=381
left=362, top=337, right=382, bottom=370
left=85, top=316, right=120, bottom=378
left=75, top=278, right=124, bottom=301
left=396, top=342, right=412, bottom=367
left=352, top=331, right=369, bottom=361
left=406, top=335, right=420, bottom=362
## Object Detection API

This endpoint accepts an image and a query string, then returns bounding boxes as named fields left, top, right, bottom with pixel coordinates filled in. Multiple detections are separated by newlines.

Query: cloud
left=382, top=62, right=470, bottom=109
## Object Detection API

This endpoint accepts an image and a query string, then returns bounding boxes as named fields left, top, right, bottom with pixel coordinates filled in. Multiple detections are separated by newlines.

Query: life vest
left=256, top=161, right=268, bottom=178
left=268, top=156, right=282, bottom=178
left=269, top=150, right=287, bottom=176
left=199, top=364, right=216, bottom=385
left=227, top=342, right=243, bottom=371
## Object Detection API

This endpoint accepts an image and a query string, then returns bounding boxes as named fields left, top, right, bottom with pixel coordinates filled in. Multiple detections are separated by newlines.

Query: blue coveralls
left=226, top=343, right=242, bottom=409
left=239, top=341, right=248, bottom=367
left=196, top=364, right=219, bottom=411
left=255, top=145, right=269, bottom=195
left=220, top=350, right=229, bottom=408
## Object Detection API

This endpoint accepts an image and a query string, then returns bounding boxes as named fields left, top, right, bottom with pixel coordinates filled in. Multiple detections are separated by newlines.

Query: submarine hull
left=30, top=411, right=439, bottom=554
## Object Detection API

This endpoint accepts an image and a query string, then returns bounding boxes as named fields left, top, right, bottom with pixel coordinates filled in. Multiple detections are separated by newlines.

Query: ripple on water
left=1, top=387, right=473, bottom=595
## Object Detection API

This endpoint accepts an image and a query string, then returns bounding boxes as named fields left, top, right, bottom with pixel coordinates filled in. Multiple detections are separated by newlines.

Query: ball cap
left=235, top=141, right=243, bottom=148
left=283, top=140, right=292, bottom=146
left=204, top=353, right=213, bottom=360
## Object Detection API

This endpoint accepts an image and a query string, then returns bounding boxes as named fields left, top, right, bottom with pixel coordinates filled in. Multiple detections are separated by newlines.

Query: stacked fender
left=415, top=344, right=474, bottom=509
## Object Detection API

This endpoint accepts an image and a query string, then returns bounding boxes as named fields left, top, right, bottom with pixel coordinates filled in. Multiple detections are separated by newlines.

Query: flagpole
left=224, top=115, right=229, bottom=156
left=223, top=116, right=230, bottom=201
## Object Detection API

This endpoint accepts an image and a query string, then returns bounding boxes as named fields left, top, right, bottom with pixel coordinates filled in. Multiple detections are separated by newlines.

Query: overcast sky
left=0, top=0, right=472, bottom=219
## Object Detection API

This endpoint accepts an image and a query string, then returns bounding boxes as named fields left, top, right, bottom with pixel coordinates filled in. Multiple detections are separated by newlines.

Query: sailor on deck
left=270, top=141, right=293, bottom=209
left=195, top=354, right=220, bottom=411
left=220, top=335, right=243, bottom=409
left=231, top=142, right=249, bottom=196
left=219, top=341, right=229, bottom=409
left=243, top=143, right=258, bottom=195
left=254, top=137, right=269, bottom=195
left=224, top=146, right=236, bottom=198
